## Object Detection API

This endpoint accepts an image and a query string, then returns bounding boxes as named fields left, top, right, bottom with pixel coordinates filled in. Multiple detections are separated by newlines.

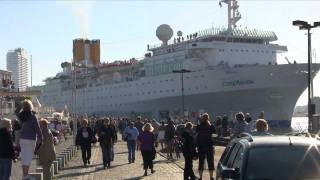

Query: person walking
left=109, top=119, right=118, bottom=162
left=182, top=122, right=197, bottom=180
left=157, top=121, right=165, bottom=151
left=232, top=112, right=250, bottom=138
left=164, top=120, right=175, bottom=159
left=0, top=118, right=15, bottom=180
left=37, top=119, right=56, bottom=180
left=17, top=100, right=43, bottom=179
left=138, top=123, right=156, bottom=176
left=98, top=119, right=116, bottom=169
left=123, top=122, right=139, bottom=163
left=196, top=113, right=216, bottom=180
left=251, top=119, right=273, bottom=136
left=215, top=116, right=222, bottom=137
left=76, top=119, right=94, bottom=167
left=221, top=115, right=229, bottom=137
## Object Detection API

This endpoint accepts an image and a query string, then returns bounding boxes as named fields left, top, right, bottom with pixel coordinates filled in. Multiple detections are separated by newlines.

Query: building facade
left=6, top=48, right=29, bottom=91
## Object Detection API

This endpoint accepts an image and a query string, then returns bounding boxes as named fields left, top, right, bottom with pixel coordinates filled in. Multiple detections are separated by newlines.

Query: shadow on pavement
left=122, top=176, right=144, bottom=180
left=59, top=163, right=101, bottom=171
left=54, top=166, right=104, bottom=179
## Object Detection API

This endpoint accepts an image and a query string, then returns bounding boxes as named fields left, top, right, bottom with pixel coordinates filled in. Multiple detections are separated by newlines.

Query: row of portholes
left=219, top=49, right=275, bottom=54
left=49, top=84, right=210, bottom=105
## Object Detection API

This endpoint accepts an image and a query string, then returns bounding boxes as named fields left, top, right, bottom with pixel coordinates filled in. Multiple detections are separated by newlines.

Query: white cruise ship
left=40, top=0, right=320, bottom=128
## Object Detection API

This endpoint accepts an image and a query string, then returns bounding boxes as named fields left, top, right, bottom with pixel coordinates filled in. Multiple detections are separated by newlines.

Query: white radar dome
left=156, top=24, right=173, bottom=45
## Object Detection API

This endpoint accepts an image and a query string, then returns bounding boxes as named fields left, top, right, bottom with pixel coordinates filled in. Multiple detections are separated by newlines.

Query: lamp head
left=314, top=21, right=320, bottom=27
left=292, top=20, right=309, bottom=27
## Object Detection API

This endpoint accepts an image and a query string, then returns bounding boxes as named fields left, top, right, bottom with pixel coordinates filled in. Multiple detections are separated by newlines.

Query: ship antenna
left=219, top=0, right=242, bottom=31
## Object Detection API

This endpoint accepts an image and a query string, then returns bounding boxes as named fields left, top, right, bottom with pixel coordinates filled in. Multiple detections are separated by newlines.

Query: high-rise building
left=6, top=48, right=28, bottom=91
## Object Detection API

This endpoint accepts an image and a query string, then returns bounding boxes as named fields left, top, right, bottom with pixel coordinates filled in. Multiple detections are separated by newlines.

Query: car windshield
left=246, top=145, right=320, bottom=180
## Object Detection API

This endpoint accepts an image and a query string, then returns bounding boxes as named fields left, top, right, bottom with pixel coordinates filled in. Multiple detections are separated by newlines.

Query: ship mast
left=220, top=0, right=241, bottom=31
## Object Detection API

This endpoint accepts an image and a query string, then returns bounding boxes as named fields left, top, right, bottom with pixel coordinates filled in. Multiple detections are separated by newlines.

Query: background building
left=6, top=48, right=29, bottom=91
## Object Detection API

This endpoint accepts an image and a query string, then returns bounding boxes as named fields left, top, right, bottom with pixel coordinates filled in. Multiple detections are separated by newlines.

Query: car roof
left=238, top=136, right=320, bottom=148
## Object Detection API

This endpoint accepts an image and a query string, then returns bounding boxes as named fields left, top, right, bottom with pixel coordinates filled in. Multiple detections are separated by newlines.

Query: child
left=173, top=135, right=182, bottom=160
left=0, top=118, right=15, bottom=180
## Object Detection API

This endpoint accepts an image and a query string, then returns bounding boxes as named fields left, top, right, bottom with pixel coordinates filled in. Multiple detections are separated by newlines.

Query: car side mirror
left=221, top=168, right=238, bottom=179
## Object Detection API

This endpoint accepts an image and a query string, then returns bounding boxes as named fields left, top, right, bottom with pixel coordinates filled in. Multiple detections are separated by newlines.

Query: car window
left=232, top=146, right=244, bottom=169
left=220, top=143, right=236, bottom=166
left=246, top=146, right=320, bottom=180
left=227, top=144, right=241, bottom=167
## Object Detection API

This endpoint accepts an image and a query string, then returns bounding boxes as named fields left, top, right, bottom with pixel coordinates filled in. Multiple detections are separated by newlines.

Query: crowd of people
left=0, top=99, right=272, bottom=180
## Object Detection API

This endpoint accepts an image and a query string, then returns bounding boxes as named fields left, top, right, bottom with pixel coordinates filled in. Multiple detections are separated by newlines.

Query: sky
left=0, top=0, right=319, bottom=106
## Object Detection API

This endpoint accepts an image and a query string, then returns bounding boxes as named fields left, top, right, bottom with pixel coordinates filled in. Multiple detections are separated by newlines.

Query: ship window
left=261, top=50, right=264, bottom=53
left=194, top=76, right=198, bottom=78
left=170, top=78, right=174, bottom=81
left=171, top=89, right=174, bottom=92
left=166, top=89, right=169, bottom=92
left=241, top=49, right=244, bottom=52
left=200, top=74, right=205, bottom=78
left=246, top=50, right=249, bottom=52
left=160, top=80, right=163, bottom=83
left=165, top=79, right=168, bottom=82
left=147, top=82, right=150, bottom=84
left=257, top=50, right=260, bottom=52
left=186, top=76, right=190, bottom=79
left=235, top=49, right=239, bottom=52
left=204, top=86, right=208, bottom=89
left=148, top=92, right=151, bottom=94
left=160, top=90, right=163, bottom=93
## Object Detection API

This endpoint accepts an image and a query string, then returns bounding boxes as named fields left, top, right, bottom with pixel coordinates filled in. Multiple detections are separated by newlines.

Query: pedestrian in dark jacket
left=0, top=118, right=15, bottom=180
left=182, top=122, right=197, bottom=180
left=76, top=119, right=94, bottom=167
left=221, top=115, right=229, bottom=137
left=98, top=119, right=116, bottom=169
left=109, top=119, right=118, bottom=161
left=164, top=120, right=175, bottom=159
left=196, top=113, right=216, bottom=180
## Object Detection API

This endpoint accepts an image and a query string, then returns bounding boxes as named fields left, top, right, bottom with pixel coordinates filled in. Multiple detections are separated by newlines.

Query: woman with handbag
left=17, top=100, right=43, bottom=180
left=196, top=113, right=216, bottom=180
left=182, top=122, right=198, bottom=180
left=76, top=119, right=94, bottom=167
left=137, top=123, right=156, bottom=176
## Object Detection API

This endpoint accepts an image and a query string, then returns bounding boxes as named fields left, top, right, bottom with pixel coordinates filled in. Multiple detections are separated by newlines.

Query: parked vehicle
left=216, top=135, right=320, bottom=180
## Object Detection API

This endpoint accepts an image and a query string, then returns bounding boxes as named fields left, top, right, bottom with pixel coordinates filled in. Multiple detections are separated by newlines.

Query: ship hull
left=41, top=63, right=320, bottom=128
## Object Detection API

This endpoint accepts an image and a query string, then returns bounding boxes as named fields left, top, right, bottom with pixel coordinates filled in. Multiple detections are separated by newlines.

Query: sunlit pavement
left=157, top=145, right=225, bottom=180
left=54, top=140, right=184, bottom=180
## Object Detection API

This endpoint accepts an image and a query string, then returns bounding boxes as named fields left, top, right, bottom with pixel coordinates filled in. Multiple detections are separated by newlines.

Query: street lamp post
left=293, top=20, right=320, bottom=132
left=173, top=69, right=191, bottom=119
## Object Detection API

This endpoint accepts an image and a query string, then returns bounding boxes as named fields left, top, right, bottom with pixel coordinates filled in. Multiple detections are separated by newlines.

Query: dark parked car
left=216, top=135, right=320, bottom=180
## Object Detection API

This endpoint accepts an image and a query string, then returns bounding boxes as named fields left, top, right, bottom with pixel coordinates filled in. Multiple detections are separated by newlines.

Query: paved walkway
left=54, top=141, right=184, bottom=180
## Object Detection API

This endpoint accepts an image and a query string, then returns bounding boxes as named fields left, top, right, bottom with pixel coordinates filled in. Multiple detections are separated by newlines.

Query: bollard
left=51, top=163, right=55, bottom=178
left=57, top=154, right=67, bottom=165
left=57, top=156, right=65, bottom=168
left=53, top=160, right=59, bottom=174
left=29, top=173, right=43, bottom=180
left=35, top=167, right=43, bottom=173
left=60, top=152, right=70, bottom=162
